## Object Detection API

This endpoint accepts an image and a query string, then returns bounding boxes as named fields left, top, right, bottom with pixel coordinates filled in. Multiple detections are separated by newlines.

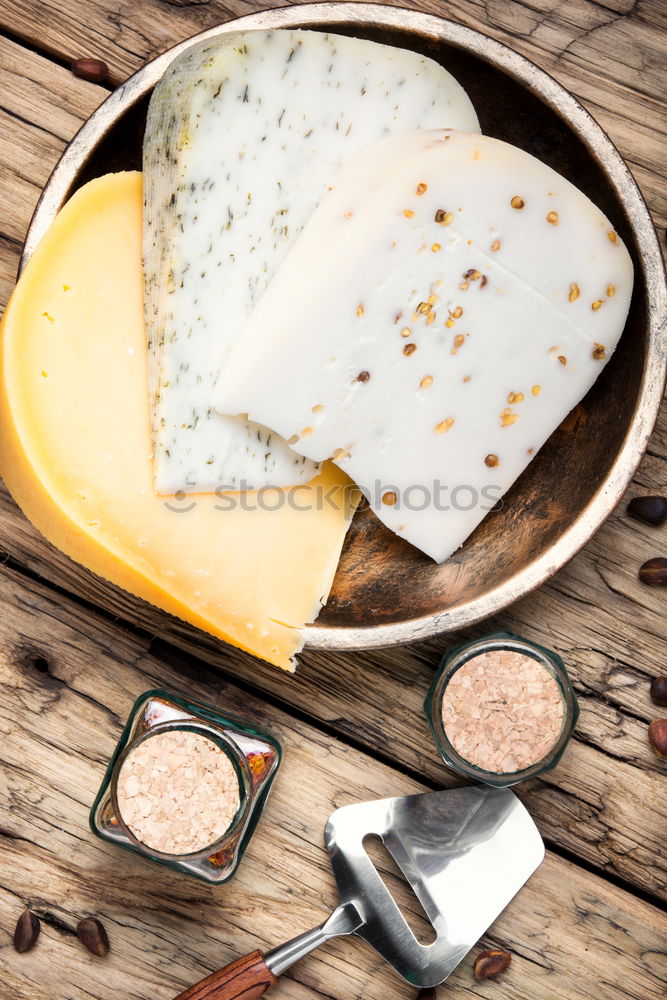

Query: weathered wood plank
left=0, top=562, right=665, bottom=1000
left=0, top=33, right=105, bottom=139
left=2, top=0, right=666, bottom=109
left=0, top=35, right=107, bottom=299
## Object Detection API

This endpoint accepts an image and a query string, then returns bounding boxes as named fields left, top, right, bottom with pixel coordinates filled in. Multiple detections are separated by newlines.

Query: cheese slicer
left=173, top=785, right=544, bottom=1000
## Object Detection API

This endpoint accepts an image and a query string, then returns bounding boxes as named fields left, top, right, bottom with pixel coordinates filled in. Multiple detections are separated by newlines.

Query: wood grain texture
left=0, top=36, right=105, bottom=301
left=0, top=562, right=666, bottom=1000
left=0, top=2, right=666, bottom=999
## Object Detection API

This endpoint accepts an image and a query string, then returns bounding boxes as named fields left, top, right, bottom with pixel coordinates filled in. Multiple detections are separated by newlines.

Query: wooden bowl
left=22, top=2, right=667, bottom=652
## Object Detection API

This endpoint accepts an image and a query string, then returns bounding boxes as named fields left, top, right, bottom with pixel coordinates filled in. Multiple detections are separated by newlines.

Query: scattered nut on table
left=650, top=677, right=667, bottom=707
left=70, top=58, right=109, bottom=83
left=473, top=947, right=512, bottom=979
left=76, top=917, right=110, bottom=957
left=13, top=910, right=41, bottom=953
left=627, top=496, right=667, bottom=527
left=648, top=720, right=667, bottom=759
left=638, top=558, right=667, bottom=586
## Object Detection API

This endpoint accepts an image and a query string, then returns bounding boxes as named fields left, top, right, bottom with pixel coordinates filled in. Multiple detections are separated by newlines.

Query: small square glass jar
left=90, top=689, right=281, bottom=883
left=424, top=631, right=579, bottom=787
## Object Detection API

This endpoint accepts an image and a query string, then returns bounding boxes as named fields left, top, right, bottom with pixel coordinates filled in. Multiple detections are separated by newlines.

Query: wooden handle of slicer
left=173, top=950, right=278, bottom=1000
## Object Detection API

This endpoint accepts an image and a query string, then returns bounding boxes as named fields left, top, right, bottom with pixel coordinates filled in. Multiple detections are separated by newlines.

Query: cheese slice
left=0, top=172, right=355, bottom=670
left=144, top=28, right=480, bottom=495
left=215, top=130, right=634, bottom=563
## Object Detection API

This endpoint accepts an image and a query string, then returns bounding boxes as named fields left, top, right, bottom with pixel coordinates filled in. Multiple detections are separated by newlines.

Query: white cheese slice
left=214, top=130, right=634, bottom=563
left=143, top=29, right=480, bottom=494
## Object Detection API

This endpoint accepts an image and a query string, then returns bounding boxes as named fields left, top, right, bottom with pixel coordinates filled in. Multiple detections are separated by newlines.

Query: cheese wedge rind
left=144, top=28, right=480, bottom=494
left=215, top=130, right=634, bottom=563
left=0, top=172, right=355, bottom=669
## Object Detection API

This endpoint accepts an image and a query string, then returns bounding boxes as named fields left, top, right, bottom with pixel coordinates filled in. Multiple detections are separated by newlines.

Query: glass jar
left=424, top=631, right=579, bottom=787
left=90, top=689, right=281, bottom=883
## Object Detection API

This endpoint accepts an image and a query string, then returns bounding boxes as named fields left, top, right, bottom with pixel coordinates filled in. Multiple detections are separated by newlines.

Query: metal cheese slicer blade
left=174, top=786, right=544, bottom=1000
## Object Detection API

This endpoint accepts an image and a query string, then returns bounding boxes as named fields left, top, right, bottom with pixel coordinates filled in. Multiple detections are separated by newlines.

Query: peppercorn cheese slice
left=144, top=28, right=480, bottom=495
left=0, top=172, right=355, bottom=670
left=215, top=131, right=634, bottom=563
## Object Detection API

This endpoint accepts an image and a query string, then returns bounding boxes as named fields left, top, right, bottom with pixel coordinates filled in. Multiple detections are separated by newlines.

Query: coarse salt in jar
left=424, top=632, right=578, bottom=786
left=90, top=689, right=281, bottom=882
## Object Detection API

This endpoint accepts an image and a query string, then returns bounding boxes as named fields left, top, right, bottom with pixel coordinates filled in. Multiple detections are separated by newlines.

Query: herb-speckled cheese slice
left=214, top=130, right=634, bottom=563
left=143, top=29, right=480, bottom=494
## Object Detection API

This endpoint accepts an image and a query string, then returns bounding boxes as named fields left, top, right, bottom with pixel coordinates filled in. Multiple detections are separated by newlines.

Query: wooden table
left=0, top=2, right=666, bottom=998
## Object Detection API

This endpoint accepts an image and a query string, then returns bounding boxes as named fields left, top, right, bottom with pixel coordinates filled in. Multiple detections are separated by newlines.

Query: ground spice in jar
left=441, top=650, right=565, bottom=773
left=116, top=729, right=240, bottom=855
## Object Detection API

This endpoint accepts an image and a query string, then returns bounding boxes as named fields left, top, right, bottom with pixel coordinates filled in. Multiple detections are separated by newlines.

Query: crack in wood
left=0, top=101, right=71, bottom=145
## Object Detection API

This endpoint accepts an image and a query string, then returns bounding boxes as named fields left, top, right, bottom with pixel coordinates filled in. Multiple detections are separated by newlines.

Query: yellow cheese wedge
left=0, top=172, right=354, bottom=670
